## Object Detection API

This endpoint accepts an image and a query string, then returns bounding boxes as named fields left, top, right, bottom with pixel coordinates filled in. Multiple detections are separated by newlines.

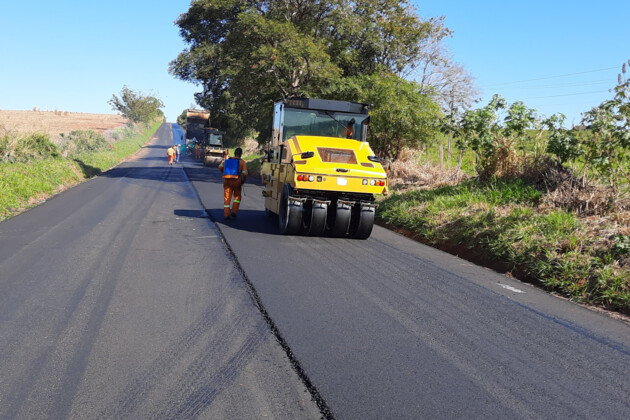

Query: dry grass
left=387, top=148, right=469, bottom=190
left=0, top=109, right=128, bottom=141
left=242, top=138, right=262, bottom=155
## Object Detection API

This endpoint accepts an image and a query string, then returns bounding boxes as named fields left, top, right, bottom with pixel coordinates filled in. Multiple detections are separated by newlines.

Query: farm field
left=0, top=109, right=128, bottom=139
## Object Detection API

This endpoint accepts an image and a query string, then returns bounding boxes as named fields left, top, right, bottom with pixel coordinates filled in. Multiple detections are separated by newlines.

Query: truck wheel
left=302, top=200, right=327, bottom=236
left=349, top=204, right=375, bottom=239
left=327, top=200, right=352, bottom=237
left=279, top=184, right=302, bottom=235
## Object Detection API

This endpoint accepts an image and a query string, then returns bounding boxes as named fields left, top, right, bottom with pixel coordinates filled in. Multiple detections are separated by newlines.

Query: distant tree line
left=169, top=0, right=476, bottom=161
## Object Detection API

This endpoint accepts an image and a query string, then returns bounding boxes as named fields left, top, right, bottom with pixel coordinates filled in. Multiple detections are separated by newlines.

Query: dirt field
left=0, top=109, right=128, bottom=139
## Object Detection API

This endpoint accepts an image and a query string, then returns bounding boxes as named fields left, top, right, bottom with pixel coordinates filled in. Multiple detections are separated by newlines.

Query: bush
left=58, top=130, right=108, bottom=156
left=0, top=132, right=59, bottom=163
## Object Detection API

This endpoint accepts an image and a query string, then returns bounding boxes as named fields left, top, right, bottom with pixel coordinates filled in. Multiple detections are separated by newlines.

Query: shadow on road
left=141, top=145, right=170, bottom=150
left=174, top=209, right=209, bottom=219
left=99, top=167, right=186, bottom=182
left=204, top=208, right=280, bottom=235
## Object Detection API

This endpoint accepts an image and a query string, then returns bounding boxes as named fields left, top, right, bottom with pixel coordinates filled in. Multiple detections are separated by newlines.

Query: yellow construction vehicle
left=261, top=98, right=388, bottom=239
left=204, top=128, right=227, bottom=166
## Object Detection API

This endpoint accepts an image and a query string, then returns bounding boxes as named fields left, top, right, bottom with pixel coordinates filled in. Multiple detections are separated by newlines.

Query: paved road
left=184, top=135, right=630, bottom=419
left=0, top=124, right=320, bottom=419
left=3, top=123, right=630, bottom=419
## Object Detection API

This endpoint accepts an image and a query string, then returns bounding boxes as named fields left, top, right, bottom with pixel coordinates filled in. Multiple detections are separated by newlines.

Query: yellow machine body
left=262, top=135, right=387, bottom=214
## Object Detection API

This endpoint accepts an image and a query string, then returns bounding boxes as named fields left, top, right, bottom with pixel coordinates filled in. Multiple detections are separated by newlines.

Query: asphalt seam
left=181, top=165, right=334, bottom=420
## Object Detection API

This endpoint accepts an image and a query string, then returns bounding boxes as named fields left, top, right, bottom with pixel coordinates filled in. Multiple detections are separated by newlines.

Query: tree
left=436, top=62, right=479, bottom=159
left=326, top=71, right=441, bottom=161
left=169, top=0, right=450, bottom=143
left=108, top=86, right=164, bottom=124
left=412, top=16, right=478, bottom=160
left=457, top=95, right=543, bottom=178
left=544, top=61, right=630, bottom=199
left=176, top=109, right=187, bottom=128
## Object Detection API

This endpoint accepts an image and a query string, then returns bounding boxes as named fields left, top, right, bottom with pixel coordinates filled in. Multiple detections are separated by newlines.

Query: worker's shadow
left=174, top=209, right=209, bottom=218
left=205, top=208, right=280, bottom=235
left=173, top=208, right=278, bottom=234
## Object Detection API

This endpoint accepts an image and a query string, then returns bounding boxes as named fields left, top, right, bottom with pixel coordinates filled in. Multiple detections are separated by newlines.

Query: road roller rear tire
left=303, top=201, right=328, bottom=236
left=349, top=204, right=375, bottom=239
left=327, top=201, right=352, bottom=237
left=279, top=184, right=302, bottom=235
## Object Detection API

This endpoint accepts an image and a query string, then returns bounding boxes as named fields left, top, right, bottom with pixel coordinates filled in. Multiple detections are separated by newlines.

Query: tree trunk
left=456, top=149, right=464, bottom=182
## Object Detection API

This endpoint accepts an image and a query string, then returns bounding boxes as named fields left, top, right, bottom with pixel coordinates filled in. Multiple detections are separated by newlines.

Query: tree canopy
left=108, top=86, right=164, bottom=124
left=169, top=0, right=471, bottom=159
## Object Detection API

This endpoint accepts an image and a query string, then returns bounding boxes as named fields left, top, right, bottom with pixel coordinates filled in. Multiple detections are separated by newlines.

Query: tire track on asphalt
left=49, top=165, right=175, bottom=419
left=0, top=165, right=172, bottom=419
left=103, top=285, right=258, bottom=418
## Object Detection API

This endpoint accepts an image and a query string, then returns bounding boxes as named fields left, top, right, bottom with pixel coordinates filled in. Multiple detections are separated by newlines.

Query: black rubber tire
left=303, top=201, right=327, bottom=236
left=328, top=202, right=352, bottom=237
left=278, top=184, right=302, bottom=235
left=349, top=204, right=375, bottom=239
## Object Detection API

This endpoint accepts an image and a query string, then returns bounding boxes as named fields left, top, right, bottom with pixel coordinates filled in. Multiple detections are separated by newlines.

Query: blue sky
left=0, top=0, right=198, bottom=122
left=1, top=1, right=628, bottom=126
left=413, top=0, right=629, bottom=126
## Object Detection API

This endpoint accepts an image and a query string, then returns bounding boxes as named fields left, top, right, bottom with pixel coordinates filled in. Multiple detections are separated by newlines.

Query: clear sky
left=1, top=1, right=628, bottom=126
left=412, top=0, right=629, bottom=126
left=0, top=0, right=198, bottom=123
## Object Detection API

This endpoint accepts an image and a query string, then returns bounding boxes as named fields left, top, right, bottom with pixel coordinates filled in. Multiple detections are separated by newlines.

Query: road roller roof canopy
left=273, top=98, right=371, bottom=145
left=280, top=98, right=369, bottom=115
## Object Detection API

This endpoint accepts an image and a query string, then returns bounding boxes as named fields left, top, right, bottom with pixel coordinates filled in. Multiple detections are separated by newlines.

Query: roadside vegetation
left=378, top=62, right=630, bottom=314
left=0, top=119, right=162, bottom=221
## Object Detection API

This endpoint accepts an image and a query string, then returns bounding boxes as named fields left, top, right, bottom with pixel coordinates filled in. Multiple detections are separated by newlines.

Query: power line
left=522, top=90, right=609, bottom=100
left=483, top=66, right=619, bottom=88
left=494, top=80, right=611, bottom=91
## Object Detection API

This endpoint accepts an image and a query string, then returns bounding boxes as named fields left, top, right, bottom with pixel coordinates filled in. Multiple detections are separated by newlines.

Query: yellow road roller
left=261, top=98, right=388, bottom=239
left=204, top=128, right=227, bottom=166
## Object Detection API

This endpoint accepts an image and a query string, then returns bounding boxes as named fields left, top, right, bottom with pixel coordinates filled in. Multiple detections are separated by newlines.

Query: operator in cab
left=341, top=119, right=355, bottom=139
left=219, top=147, right=248, bottom=220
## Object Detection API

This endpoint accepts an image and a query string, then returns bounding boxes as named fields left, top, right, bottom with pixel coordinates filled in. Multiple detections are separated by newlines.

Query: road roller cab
left=261, top=98, right=388, bottom=239
left=204, top=129, right=227, bottom=166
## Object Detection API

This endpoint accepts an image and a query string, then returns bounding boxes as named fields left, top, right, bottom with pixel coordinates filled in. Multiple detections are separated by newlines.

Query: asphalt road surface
left=0, top=124, right=319, bottom=419
left=185, top=128, right=630, bottom=419
left=2, top=123, right=630, bottom=419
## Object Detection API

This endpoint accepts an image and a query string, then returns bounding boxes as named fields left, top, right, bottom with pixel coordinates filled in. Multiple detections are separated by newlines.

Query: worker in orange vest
left=219, top=147, right=247, bottom=219
left=167, top=145, right=175, bottom=165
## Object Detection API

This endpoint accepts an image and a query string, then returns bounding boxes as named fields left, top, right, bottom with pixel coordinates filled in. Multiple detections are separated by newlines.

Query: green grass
left=0, top=120, right=162, bottom=221
left=73, top=121, right=160, bottom=175
left=0, top=158, right=82, bottom=219
left=377, top=178, right=630, bottom=313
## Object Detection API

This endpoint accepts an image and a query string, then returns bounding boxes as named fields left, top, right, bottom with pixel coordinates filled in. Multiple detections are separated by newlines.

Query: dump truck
left=203, top=128, right=227, bottom=166
left=261, top=98, right=388, bottom=239
left=185, top=109, right=210, bottom=145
